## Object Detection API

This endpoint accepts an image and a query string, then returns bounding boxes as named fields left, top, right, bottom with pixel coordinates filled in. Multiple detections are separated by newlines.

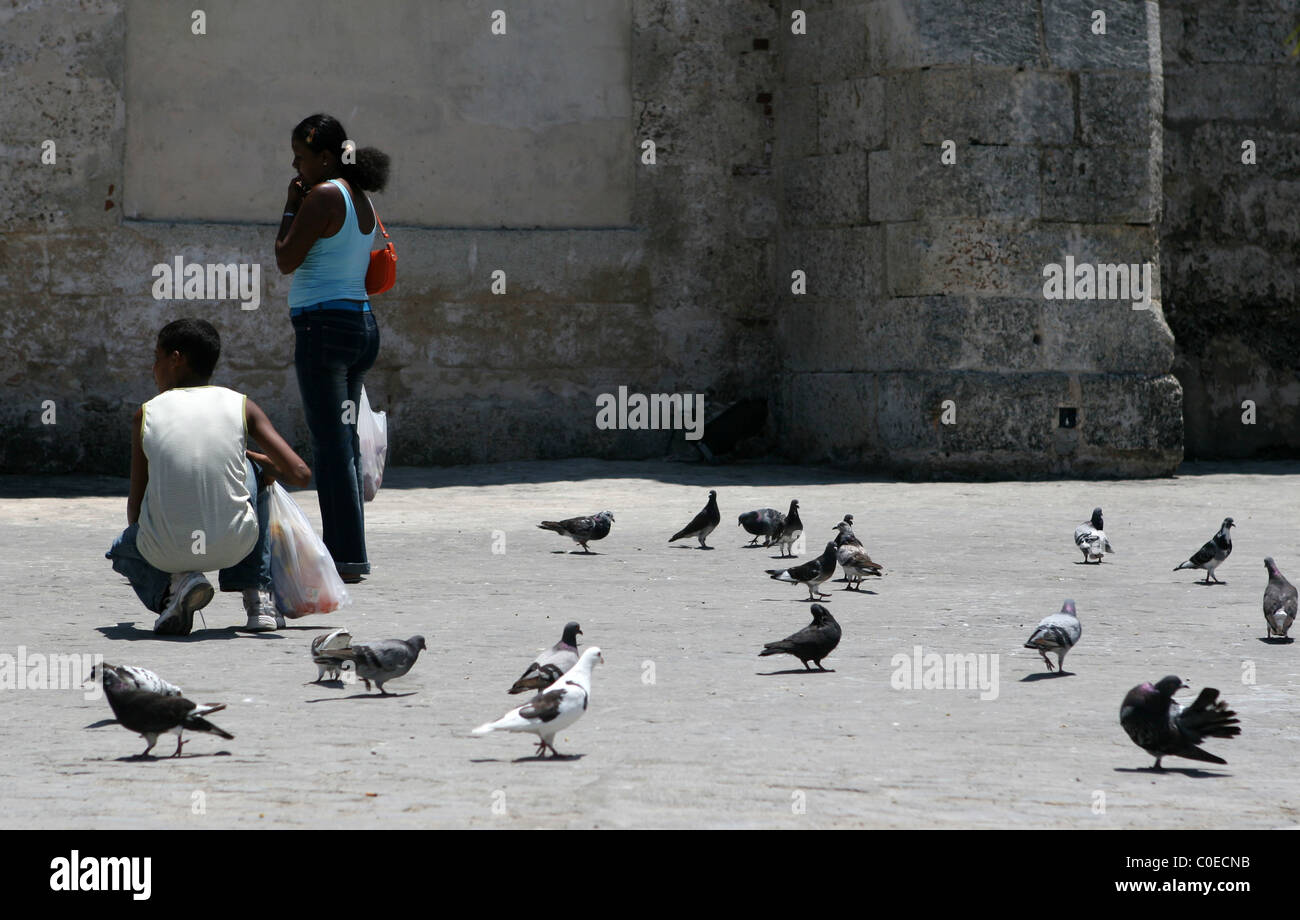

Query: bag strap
left=366, top=194, right=390, bottom=240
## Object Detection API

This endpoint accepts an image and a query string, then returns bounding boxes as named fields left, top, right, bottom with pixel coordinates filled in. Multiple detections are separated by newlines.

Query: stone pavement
left=1, top=459, right=1298, bottom=828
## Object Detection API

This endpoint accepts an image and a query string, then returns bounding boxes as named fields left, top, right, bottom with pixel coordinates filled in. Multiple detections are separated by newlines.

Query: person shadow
left=96, top=622, right=292, bottom=641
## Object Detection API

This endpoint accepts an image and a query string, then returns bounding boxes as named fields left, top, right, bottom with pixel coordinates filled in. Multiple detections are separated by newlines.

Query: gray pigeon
left=1174, top=517, right=1234, bottom=583
left=96, top=666, right=233, bottom=758
left=759, top=603, right=841, bottom=671
left=509, top=621, right=582, bottom=694
left=670, top=490, right=720, bottom=548
left=738, top=508, right=785, bottom=547
left=538, top=511, right=614, bottom=553
left=310, top=627, right=354, bottom=682
left=1023, top=599, right=1082, bottom=673
left=315, top=635, right=426, bottom=695
left=766, top=541, right=838, bottom=600
left=1263, top=557, right=1298, bottom=640
left=771, top=499, right=803, bottom=558
left=1074, top=507, right=1114, bottom=563
left=1120, top=676, right=1240, bottom=770
left=833, top=522, right=881, bottom=589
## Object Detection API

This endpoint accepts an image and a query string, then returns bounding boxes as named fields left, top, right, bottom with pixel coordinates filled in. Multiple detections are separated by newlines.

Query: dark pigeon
left=315, top=635, right=426, bottom=695
left=96, top=667, right=233, bottom=758
left=738, top=508, right=785, bottom=546
left=1174, top=517, right=1234, bottom=583
left=771, top=499, right=803, bottom=558
left=509, top=621, right=582, bottom=694
left=767, top=541, right=838, bottom=600
left=670, top=490, right=721, bottom=548
left=538, top=511, right=614, bottom=553
left=1263, top=557, right=1298, bottom=639
left=759, top=604, right=841, bottom=671
left=1120, top=675, right=1240, bottom=769
left=1074, top=507, right=1114, bottom=563
left=833, top=522, right=881, bottom=589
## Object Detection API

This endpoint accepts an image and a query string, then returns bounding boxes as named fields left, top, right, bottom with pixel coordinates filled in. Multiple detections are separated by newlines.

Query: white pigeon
left=310, top=627, right=354, bottom=681
left=1024, top=599, right=1082, bottom=673
left=91, top=663, right=183, bottom=696
left=1074, top=507, right=1114, bottom=563
left=473, top=647, right=604, bottom=757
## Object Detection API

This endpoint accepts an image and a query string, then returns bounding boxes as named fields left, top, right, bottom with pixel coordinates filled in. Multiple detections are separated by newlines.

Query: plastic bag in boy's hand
left=267, top=482, right=350, bottom=617
left=359, top=385, right=388, bottom=502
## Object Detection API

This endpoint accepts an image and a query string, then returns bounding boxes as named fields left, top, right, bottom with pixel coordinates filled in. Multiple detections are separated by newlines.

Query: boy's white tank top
left=136, top=386, right=259, bottom=572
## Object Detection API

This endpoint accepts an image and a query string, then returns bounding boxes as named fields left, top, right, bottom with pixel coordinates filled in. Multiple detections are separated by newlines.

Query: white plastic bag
left=267, top=482, right=350, bottom=617
left=358, top=385, right=388, bottom=502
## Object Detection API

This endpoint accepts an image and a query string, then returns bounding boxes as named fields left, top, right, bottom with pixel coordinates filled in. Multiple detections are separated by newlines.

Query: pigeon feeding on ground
left=1120, top=676, right=1240, bottom=770
left=771, top=498, right=803, bottom=557
left=538, top=511, right=614, bottom=553
left=1174, top=517, right=1234, bottom=584
left=738, top=508, right=785, bottom=547
left=96, top=667, right=233, bottom=757
left=767, top=541, right=838, bottom=600
left=670, top=490, right=721, bottom=548
left=1263, top=557, right=1298, bottom=640
left=833, top=522, right=881, bottom=589
left=314, top=635, right=426, bottom=695
left=473, top=647, right=604, bottom=757
left=1023, top=599, right=1082, bottom=673
left=310, top=627, right=354, bottom=682
left=1074, top=507, right=1114, bottom=563
left=89, top=663, right=182, bottom=697
left=759, top=604, right=841, bottom=671
left=509, top=621, right=582, bottom=694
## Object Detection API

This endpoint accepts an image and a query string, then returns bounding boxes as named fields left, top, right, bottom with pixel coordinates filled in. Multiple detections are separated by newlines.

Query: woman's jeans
left=292, top=309, right=380, bottom=576
left=106, top=458, right=272, bottom=612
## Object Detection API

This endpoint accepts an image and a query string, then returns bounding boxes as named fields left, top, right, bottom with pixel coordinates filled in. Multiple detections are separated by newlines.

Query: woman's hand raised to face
left=285, top=176, right=310, bottom=211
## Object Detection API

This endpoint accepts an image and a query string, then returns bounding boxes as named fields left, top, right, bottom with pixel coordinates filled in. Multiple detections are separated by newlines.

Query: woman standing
left=275, top=114, right=390, bottom=583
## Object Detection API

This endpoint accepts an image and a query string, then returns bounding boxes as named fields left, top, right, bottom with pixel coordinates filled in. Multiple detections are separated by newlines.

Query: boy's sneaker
left=155, top=572, right=213, bottom=636
left=242, top=588, right=284, bottom=631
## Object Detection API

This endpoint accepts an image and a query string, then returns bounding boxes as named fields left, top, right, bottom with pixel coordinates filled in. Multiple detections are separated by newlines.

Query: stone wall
left=1161, top=0, right=1300, bottom=459
left=774, top=0, right=1181, bottom=478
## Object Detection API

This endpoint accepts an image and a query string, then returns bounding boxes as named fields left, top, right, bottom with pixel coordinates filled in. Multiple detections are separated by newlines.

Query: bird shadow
left=1258, top=636, right=1295, bottom=644
left=1112, top=766, right=1229, bottom=778
left=99, top=750, right=234, bottom=763
left=303, top=691, right=417, bottom=702
left=1020, top=671, right=1074, bottom=682
left=95, top=622, right=284, bottom=642
left=1193, top=581, right=1227, bottom=587
left=840, top=588, right=878, bottom=595
left=467, top=754, right=587, bottom=764
left=83, top=719, right=119, bottom=729
left=756, top=667, right=835, bottom=676
left=304, top=678, right=348, bottom=689
left=569, top=550, right=601, bottom=555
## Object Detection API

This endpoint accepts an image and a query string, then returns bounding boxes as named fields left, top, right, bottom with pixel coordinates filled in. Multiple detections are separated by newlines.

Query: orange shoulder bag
left=365, top=210, right=397, bottom=295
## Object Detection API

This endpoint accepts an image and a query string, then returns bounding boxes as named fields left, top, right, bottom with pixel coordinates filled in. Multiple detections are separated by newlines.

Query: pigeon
left=669, top=490, right=720, bottom=548
left=771, top=499, right=803, bottom=557
left=1023, top=599, right=1082, bottom=673
left=759, top=604, right=841, bottom=671
left=833, top=522, right=881, bottom=589
left=1263, top=557, right=1298, bottom=639
left=538, top=511, right=614, bottom=553
left=766, top=540, right=838, bottom=600
left=314, top=635, right=426, bottom=695
left=473, top=647, right=604, bottom=757
left=88, top=663, right=182, bottom=696
left=509, top=621, right=582, bottom=694
left=835, top=516, right=863, bottom=547
left=96, top=666, right=233, bottom=757
left=1074, top=507, right=1114, bottom=563
left=738, top=508, right=785, bottom=547
left=310, top=627, right=354, bottom=681
left=1174, top=517, right=1234, bottom=583
left=1120, top=676, right=1240, bottom=770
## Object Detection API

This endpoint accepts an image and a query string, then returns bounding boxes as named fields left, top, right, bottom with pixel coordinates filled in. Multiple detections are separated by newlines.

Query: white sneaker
left=242, top=588, right=284, bottom=631
left=155, top=572, right=213, bottom=636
